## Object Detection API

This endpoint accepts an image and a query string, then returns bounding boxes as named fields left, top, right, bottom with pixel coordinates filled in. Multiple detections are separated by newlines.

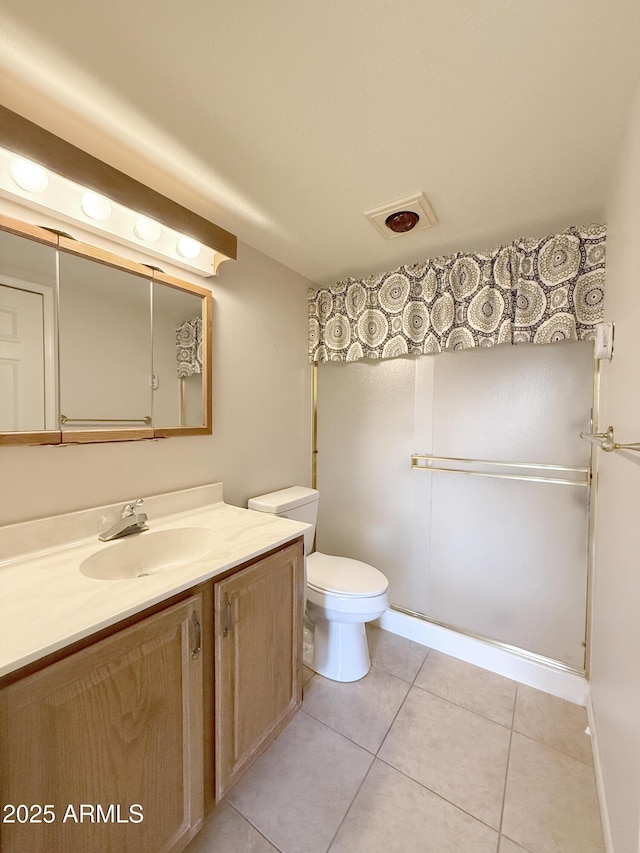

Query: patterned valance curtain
left=308, top=225, right=606, bottom=362
left=176, top=317, right=203, bottom=377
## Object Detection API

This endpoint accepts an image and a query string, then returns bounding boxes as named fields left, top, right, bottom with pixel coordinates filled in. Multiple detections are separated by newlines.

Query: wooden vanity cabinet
left=0, top=536, right=305, bottom=851
left=0, top=594, right=204, bottom=853
left=213, top=540, right=304, bottom=800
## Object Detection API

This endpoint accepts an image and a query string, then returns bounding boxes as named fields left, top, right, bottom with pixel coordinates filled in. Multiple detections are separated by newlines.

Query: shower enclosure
left=315, top=340, right=595, bottom=671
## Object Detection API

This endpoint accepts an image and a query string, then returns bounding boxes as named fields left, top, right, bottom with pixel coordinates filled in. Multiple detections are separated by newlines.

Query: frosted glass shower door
left=315, top=357, right=419, bottom=598
left=316, top=340, right=594, bottom=671
left=426, top=341, right=593, bottom=669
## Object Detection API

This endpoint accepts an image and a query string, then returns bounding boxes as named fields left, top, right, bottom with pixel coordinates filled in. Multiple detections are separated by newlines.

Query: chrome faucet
left=99, top=499, right=149, bottom=541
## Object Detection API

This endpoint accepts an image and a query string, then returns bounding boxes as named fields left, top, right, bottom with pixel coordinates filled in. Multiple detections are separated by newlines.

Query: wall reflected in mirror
left=0, top=230, right=57, bottom=432
left=58, top=253, right=152, bottom=430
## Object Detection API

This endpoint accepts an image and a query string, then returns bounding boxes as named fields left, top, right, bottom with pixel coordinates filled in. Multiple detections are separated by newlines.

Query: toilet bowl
left=248, top=487, right=389, bottom=682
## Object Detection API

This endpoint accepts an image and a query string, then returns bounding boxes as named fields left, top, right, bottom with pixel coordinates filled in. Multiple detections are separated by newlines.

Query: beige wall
left=0, top=234, right=312, bottom=525
left=590, top=76, right=640, bottom=853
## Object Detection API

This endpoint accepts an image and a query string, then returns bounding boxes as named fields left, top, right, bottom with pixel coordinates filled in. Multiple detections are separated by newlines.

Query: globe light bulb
left=134, top=216, right=162, bottom=242
left=10, top=157, right=49, bottom=193
left=81, top=191, right=112, bottom=221
left=176, top=236, right=201, bottom=259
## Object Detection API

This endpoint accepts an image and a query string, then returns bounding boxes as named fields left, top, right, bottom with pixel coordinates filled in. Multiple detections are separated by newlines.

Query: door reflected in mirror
left=0, top=230, right=57, bottom=432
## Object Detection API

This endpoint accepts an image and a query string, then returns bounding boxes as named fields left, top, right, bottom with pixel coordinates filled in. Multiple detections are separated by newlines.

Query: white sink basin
left=80, top=528, right=220, bottom=580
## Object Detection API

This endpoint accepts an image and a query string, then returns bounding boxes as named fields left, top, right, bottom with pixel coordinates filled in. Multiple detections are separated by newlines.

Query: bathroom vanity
left=0, top=484, right=306, bottom=853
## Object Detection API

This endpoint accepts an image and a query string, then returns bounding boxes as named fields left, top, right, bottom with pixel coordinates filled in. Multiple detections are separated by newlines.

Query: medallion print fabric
left=176, top=317, right=203, bottom=377
left=308, top=225, right=606, bottom=362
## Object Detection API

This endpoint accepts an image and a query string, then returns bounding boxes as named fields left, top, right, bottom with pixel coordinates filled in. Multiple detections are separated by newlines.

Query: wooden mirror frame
left=0, top=214, right=212, bottom=446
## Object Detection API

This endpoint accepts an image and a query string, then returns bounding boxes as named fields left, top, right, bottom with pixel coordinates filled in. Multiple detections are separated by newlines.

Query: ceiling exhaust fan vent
left=365, top=192, right=437, bottom=239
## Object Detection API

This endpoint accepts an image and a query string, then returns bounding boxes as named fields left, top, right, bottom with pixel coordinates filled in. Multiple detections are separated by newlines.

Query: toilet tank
left=248, top=487, right=318, bottom=555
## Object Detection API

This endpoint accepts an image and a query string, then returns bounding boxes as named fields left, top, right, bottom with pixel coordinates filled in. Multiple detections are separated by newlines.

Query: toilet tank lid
left=248, top=486, right=319, bottom=514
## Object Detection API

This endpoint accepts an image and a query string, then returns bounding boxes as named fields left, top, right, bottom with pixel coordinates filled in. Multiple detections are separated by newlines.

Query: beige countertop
left=0, top=483, right=308, bottom=678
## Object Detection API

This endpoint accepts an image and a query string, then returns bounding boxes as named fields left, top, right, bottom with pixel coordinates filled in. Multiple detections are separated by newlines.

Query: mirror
left=0, top=215, right=212, bottom=445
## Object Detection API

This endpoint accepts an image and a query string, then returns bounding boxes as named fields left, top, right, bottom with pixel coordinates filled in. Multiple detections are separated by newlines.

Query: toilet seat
left=307, top=584, right=389, bottom=620
left=307, top=551, right=388, bottom=597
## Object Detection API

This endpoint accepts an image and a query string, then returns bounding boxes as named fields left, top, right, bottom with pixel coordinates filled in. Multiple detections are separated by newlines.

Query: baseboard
left=586, top=695, right=615, bottom=853
left=375, top=608, right=589, bottom=705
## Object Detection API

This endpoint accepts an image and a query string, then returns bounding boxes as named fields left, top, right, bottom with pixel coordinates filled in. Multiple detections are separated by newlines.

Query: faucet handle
left=121, top=498, right=144, bottom=518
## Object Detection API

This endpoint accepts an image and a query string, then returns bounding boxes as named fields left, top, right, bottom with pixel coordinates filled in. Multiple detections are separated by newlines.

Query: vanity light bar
left=0, top=148, right=226, bottom=277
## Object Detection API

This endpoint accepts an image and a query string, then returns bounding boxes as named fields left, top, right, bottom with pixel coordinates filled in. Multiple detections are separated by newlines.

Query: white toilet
left=248, top=487, right=389, bottom=682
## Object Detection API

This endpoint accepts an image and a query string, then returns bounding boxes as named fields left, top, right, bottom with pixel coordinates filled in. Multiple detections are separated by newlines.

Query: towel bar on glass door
left=580, top=426, right=640, bottom=453
left=411, top=454, right=589, bottom=487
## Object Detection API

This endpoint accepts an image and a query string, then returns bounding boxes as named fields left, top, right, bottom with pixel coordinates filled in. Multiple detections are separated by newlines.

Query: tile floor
left=186, top=625, right=605, bottom=853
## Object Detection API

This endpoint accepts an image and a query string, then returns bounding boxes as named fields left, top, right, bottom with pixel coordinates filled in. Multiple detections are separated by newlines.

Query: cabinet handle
left=191, top=611, right=201, bottom=659
left=223, top=594, right=233, bottom=637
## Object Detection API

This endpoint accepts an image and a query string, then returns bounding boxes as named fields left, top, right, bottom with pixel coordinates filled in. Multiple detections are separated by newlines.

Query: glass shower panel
left=429, top=341, right=594, bottom=466
left=316, top=339, right=594, bottom=671
left=428, top=475, right=589, bottom=667
left=316, top=357, right=424, bottom=607
left=427, top=340, right=593, bottom=668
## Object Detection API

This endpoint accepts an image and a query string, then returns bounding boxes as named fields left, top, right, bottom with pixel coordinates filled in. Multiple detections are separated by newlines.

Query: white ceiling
left=0, top=1, right=639, bottom=286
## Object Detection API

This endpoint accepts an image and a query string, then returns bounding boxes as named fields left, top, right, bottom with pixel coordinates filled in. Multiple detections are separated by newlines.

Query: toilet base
left=308, top=615, right=371, bottom=682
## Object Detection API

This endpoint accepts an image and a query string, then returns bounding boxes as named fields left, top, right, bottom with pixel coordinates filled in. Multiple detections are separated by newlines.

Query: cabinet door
left=0, top=595, right=203, bottom=853
left=215, top=541, right=304, bottom=799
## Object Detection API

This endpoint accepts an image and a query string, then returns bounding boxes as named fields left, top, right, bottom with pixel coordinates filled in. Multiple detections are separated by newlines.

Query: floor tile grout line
left=305, top=653, right=594, bottom=834
left=368, top=659, right=426, bottom=685
left=370, top=660, right=419, bottom=685
left=204, top=639, right=599, bottom=853
left=225, top=800, right=285, bottom=852
left=304, top=665, right=415, bottom=744
left=305, top=657, right=514, bottom=835
left=298, top=705, right=378, bottom=757
left=302, top=665, right=413, bottom=755
left=512, top=728, right=597, bottom=768
left=408, top=677, right=516, bottom=730
left=304, top=661, right=516, bottom=774
left=306, top=657, right=428, bottom=849
left=410, top=646, right=431, bottom=684
left=411, top=661, right=595, bottom=767
left=323, top=754, right=377, bottom=853
left=498, top=831, right=536, bottom=853
left=375, top=664, right=417, bottom=757
left=377, top=659, right=511, bottom=837
left=225, top=706, right=370, bottom=853
left=368, top=628, right=431, bottom=685
left=227, top=704, right=598, bottom=853
left=374, top=754, right=502, bottom=836
left=510, top=682, right=519, bottom=729
left=496, top=686, right=516, bottom=838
